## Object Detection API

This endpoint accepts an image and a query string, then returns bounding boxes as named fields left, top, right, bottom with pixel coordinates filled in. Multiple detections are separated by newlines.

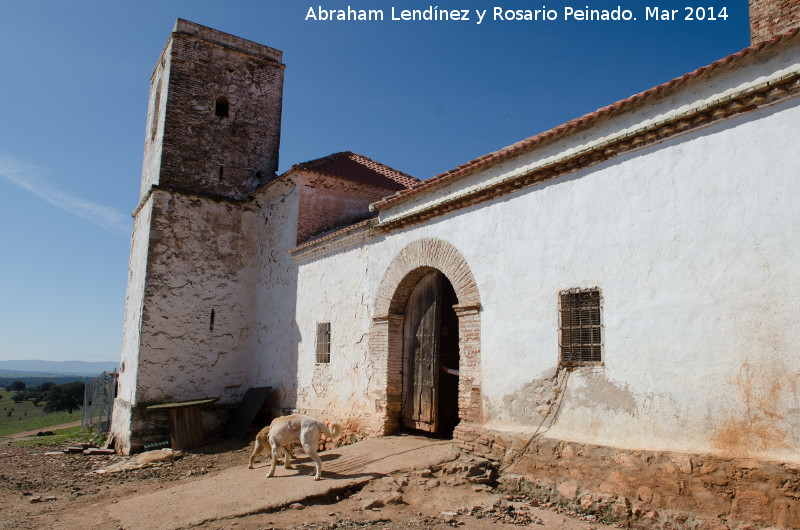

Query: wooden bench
left=146, top=398, right=219, bottom=450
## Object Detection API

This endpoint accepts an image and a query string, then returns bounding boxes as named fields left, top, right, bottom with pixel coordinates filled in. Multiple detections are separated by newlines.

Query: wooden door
left=402, top=271, right=443, bottom=432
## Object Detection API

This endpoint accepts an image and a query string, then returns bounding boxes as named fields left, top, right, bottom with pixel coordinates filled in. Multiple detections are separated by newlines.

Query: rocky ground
left=0, top=433, right=617, bottom=530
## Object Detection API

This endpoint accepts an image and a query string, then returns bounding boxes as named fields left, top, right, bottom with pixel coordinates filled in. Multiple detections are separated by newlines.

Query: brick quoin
left=370, top=238, right=482, bottom=435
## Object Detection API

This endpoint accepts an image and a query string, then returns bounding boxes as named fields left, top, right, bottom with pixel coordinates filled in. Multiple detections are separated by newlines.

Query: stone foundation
left=456, top=422, right=800, bottom=529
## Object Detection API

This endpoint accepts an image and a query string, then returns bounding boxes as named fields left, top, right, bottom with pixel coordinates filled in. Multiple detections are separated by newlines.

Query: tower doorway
left=401, top=270, right=460, bottom=437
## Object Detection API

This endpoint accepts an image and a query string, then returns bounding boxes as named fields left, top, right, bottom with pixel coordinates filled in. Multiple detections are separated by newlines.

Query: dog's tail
left=320, top=420, right=343, bottom=440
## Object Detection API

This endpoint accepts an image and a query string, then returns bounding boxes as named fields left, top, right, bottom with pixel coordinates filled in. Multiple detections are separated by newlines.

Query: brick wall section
left=296, top=172, right=397, bottom=244
left=750, top=0, right=800, bottom=43
left=157, top=23, right=285, bottom=200
left=368, top=315, right=404, bottom=434
left=370, top=238, right=482, bottom=434
left=453, top=305, right=482, bottom=424
left=373, top=239, right=481, bottom=316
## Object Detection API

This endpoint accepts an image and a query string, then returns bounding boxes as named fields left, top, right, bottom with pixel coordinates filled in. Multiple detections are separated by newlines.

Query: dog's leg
left=266, top=440, right=279, bottom=478
left=248, top=439, right=263, bottom=469
left=282, top=445, right=293, bottom=469
left=301, top=430, right=324, bottom=480
left=249, top=427, right=271, bottom=469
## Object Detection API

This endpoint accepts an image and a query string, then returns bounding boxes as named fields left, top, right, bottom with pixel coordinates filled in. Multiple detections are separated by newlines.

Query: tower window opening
left=215, top=95, right=229, bottom=118
left=219, top=166, right=224, bottom=180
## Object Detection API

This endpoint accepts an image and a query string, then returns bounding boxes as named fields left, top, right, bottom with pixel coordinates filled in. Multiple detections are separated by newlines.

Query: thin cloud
left=0, top=155, right=131, bottom=236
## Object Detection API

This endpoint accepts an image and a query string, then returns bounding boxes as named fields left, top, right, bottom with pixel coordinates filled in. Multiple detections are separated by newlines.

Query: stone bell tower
left=142, top=18, right=285, bottom=199
left=111, top=20, right=285, bottom=454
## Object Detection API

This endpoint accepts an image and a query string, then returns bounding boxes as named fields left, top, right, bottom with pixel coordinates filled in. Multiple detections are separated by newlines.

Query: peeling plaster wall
left=110, top=194, right=155, bottom=454
left=134, top=190, right=256, bottom=405
left=294, top=243, right=377, bottom=417
left=246, top=179, right=303, bottom=409
left=295, top=93, right=800, bottom=462
left=117, top=195, right=153, bottom=405
left=140, top=46, right=170, bottom=199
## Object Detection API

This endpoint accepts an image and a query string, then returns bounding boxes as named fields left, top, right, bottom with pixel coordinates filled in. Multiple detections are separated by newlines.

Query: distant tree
left=32, top=396, right=42, bottom=406
left=43, top=382, right=85, bottom=414
left=37, top=382, right=56, bottom=393
left=12, top=392, right=25, bottom=403
left=9, top=381, right=26, bottom=392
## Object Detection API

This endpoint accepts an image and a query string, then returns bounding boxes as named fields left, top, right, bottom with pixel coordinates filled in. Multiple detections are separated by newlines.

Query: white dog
left=248, top=424, right=286, bottom=469
left=255, top=414, right=343, bottom=480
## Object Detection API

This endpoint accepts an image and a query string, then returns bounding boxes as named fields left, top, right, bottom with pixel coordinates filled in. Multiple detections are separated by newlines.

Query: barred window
left=559, top=289, right=602, bottom=364
left=316, top=322, right=331, bottom=364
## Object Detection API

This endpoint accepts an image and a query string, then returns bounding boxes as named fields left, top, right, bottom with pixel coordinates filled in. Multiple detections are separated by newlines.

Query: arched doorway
left=370, top=238, right=481, bottom=438
left=401, top=270, right=460, bottom=436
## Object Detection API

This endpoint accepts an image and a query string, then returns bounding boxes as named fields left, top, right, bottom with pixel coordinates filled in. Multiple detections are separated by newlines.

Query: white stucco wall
left=132, top=191, right=256, bottom=404
left=246, top=179, right=304, bottom=408
left=116, top=195, right=153, bottom=405
left=293, top=240, right=378, bottom=416
left=292, top=92, right=800, bottom=461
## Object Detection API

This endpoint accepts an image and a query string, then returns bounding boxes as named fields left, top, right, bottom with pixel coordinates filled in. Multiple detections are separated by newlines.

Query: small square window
left=559, top=288, right=602, bottom=364
left=316, top=322, right=331, bottom=364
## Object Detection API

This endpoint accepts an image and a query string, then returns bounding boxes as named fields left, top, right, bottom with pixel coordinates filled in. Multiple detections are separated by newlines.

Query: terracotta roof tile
left=292, top=151, right=418, bottom=191
left=374, top=27, right=800, bottom=209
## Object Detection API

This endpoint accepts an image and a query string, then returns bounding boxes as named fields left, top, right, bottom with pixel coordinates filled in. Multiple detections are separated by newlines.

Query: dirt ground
left=0, top=433, right=618, bottom=530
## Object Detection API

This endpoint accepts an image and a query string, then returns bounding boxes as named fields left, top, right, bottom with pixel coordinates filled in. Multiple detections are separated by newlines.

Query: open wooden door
left=402, top=271, right=443, bottom=432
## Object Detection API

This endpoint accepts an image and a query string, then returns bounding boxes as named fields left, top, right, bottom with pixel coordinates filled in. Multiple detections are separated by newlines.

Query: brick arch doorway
left=370, top=238, right=481, bottom=439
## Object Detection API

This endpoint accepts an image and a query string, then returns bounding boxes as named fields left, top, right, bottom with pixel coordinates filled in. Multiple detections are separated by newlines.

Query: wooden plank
left=168, top=406, right=204, bottom=450
left=224, top=386, right=273, bottom=439
left=146, top=398, right=218, bottom=410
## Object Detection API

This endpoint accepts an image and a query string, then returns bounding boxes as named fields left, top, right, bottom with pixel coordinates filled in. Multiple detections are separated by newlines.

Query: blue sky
left=0, top=0, right=749, bottom=362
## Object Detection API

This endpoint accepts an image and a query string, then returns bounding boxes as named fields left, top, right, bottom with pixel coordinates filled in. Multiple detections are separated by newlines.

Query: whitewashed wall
left=132, top=191, right=255, bottom=404
left=246, top=179, right=304, bottom=408
left=293, top=239, right=378, bottom=417
left=292, top=94, right=800, bottom=462
left=116, top=195, right=153, bottom=405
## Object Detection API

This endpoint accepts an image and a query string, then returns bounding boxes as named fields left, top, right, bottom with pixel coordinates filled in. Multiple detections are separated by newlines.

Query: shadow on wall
left=245, top=183, right=303, bottom=417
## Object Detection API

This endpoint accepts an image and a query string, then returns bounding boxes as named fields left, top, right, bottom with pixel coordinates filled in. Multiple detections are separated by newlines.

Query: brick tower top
left=749, top=0, right=800, bottom=43
left=140, top=19, right=285, bottom=201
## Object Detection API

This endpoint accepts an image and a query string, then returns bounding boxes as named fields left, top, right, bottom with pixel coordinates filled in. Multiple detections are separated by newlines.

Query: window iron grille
left=560, top=289, right=602, bottom=364
left=316, top=322, right=331, bottom=364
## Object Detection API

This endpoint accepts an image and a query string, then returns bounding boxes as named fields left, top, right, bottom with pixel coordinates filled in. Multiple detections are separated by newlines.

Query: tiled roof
left=373, top=27, right=800, bottom=210
left=291, top=151, right=418, bottom=191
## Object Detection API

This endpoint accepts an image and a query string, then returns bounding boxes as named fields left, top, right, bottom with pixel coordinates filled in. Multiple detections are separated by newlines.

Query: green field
left=0, top=392, right=80, bottom=437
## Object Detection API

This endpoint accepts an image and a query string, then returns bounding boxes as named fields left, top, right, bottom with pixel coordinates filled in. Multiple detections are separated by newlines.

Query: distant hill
left=0, top=360, right=118, bottom=376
